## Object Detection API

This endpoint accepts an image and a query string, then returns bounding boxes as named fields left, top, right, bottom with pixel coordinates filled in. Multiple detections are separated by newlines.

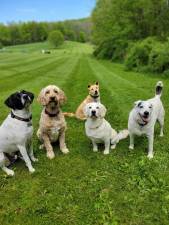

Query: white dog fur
left=84, top=102, right=129, bottom=154
left=128, top=81, right=165, bottom=159
left=0, top=90, right=37, bottom=176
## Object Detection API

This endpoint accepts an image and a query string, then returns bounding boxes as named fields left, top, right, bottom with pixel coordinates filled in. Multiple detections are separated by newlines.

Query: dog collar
left=90, top=94, right=100, bottom=99
left=45, top=109, right=59, bottom=117
left=11, top=111, right=32, bottom=122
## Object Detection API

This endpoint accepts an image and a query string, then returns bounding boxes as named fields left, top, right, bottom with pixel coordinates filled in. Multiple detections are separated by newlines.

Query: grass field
left=0, top=41, right=169, bottom=225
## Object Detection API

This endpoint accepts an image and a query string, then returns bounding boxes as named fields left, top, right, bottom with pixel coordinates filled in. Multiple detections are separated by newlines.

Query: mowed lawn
left=0, top=41, right=169, bottom=225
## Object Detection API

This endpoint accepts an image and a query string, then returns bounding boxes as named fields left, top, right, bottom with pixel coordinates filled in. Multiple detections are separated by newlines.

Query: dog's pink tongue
left=142, top=116, right=149, bottom=122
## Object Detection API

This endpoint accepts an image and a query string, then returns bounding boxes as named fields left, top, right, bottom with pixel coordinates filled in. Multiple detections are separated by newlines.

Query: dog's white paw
left=147, top=153, right=153, bottom=159
left=159, top=133, right=164, bottom=137
left=31, top=157, right=38, bottom=162
left=6, top=169, right=15, bottom=176
left=61, top=148, right=69, bottom=154
left=129, top=145, right=134, bottom=150
left=47, top=151, right=55, bottom=159
left=93, top=148, right=98, bottom=152
left=29, top=167, right=35, bottom=173
left=111, top=144, right=116, bottom=149
left=103, top=149, right=109, bottom=155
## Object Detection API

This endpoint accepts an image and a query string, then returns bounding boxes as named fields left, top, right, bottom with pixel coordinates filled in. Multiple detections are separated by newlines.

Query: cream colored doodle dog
left=64, top=82, right=100, bottom=120
left=128, top=81, right=165, bottom=159
left=37, top=85, right=69, bottom=159
left=84, top=102, right=129, bottom=154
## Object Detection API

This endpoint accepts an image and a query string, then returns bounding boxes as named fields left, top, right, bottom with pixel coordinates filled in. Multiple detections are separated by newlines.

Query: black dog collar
left=90, top=94, right=99, bottom=99
left=45, top=109, right=59, bottom=117
left=11, top=111, right=32, bottom=122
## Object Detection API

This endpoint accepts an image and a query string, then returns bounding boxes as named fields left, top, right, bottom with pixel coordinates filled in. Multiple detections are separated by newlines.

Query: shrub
left=93, top=37, right=128, bottom=61
left=48, top=30, right=64, bottom=48
left=125, top=37, right=156, bottom=71
left=78, top=31, right=86, bottom=43
left=148, top=43, right=169, bottom=73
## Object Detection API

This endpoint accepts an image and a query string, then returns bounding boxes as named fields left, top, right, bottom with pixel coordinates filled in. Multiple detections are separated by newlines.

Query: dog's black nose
left=95, top=90, right=98, bottom=94
left=91, top=110, right=96, bottom=116
left=144, top=111, right=149, bottom=116
left=50, top=97, right=55, bottom=101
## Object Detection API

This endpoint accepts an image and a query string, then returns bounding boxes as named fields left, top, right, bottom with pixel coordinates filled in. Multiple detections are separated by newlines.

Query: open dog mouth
left=139, top=113, right=149, bottom=122
left=90, top=114, right=98, bottom=119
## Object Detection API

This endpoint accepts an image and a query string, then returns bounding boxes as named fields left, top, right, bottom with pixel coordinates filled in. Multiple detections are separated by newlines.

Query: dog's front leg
left=92, top=139, right=98, bottom=152
left=28, top=142, right=38, bottom=162
left=147, top=133, right=154, bottom=159
left=59, top=129, right=69, bottom=154
left=43, top=134, right=55, bottom=159
left=103, top=139, right=110, bottom=155
left=129, top=133, right=134, bottom=150
left=0, top=152, right=15, bottom=176
left=17, top=145, right=35, bottom=173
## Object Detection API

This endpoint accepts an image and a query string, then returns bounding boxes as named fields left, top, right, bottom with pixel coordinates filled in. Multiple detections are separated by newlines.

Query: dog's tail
left=155, top=81, right=163, bottom=97
left=63, top=112, right=75, bottom=117
left=111, top=129, right=129, bottom=145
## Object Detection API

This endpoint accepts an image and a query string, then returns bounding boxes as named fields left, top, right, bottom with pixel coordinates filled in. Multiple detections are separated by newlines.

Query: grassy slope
left=0, top=41, right=169, bottom=225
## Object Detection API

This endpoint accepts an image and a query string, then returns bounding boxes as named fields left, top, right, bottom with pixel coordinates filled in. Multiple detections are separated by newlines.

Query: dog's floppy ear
left=83, top=104, right=89, bottom=117
left=58, top=88, right=67, bottom=105
left=37, top=88, right=46, bottom=106
left=4, top=94, right=16, bottom=109
left=134, top=100, right=142, bottom=107
left=4, top=92, right=23, bottom=110
left=99, top=104, right=107, bottom=118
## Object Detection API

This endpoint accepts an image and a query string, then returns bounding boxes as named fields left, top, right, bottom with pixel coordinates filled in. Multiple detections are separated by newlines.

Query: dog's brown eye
left=149, top=106, right=152, bottom=109
left=46, top=91, right=50, bottom=95
left=96, top=106, right=99, bottom=109
left=89, top=106, right=92, bottom=109
left=139, top=106, right=143, bottom=108
left=54, top=90, right=58, bottom=94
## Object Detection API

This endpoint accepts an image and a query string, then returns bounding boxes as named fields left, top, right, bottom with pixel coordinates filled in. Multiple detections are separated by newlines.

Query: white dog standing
left=128, top=81, right=165, bottom=159
left=0, top=90, right=37, bottom=176
left=84, top=102, right=128, bottom=154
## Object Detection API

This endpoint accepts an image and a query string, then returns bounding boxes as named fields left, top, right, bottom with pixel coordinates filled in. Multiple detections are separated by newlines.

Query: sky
left=0, top=0, right=96, bottom=24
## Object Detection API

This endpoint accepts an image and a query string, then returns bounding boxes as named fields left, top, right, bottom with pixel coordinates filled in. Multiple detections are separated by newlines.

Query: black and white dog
left=128, top=81, right=165, bottom=159
left=0, top=90, right=37, bottom=176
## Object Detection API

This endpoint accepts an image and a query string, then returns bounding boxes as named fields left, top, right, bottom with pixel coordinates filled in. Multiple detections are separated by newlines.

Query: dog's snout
left=50, top=96, right=55, bottom=101
left=23, top=94, right=28, bottom=100
left=95, top=90, right=98, bottom=94
left=144, top=111, right=149, bottom=116
left=91, top=110, right=96, bottom=115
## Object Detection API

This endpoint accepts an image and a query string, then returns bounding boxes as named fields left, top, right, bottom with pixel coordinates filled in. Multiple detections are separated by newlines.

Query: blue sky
left=0, top=0, right=96, bottom=24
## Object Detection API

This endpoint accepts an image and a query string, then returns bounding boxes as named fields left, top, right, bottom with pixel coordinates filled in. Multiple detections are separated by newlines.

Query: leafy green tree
left=65, top=30, right=76, bottom=41
left=92, top=0, right=169, bottom=60
left=0, top=42, right=3, bottom=49
left=78, top=31, right=86, bottom=43
left=48, top=30, right=64, bottom=47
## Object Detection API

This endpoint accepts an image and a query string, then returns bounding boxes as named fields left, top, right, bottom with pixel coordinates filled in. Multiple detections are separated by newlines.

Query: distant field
left=0, top=41, right=169, bottom=225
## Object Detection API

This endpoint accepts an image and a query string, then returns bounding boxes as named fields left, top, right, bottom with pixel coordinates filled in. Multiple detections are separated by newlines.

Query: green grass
left=0, top=41, right=169, bottom=225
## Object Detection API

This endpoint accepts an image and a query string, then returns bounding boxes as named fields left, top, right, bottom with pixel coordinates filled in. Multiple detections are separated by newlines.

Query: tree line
left=92, top=0, right=169, bottom=74
left=0, top=18, right=92, bottom=47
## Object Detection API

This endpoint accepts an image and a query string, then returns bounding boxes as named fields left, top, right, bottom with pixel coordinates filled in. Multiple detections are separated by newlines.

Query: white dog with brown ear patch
left=84, top=102, right=128, bottom=154
left=128, top=81, right=165, bottom=159
left=37, top=85, right=69, bottom=159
